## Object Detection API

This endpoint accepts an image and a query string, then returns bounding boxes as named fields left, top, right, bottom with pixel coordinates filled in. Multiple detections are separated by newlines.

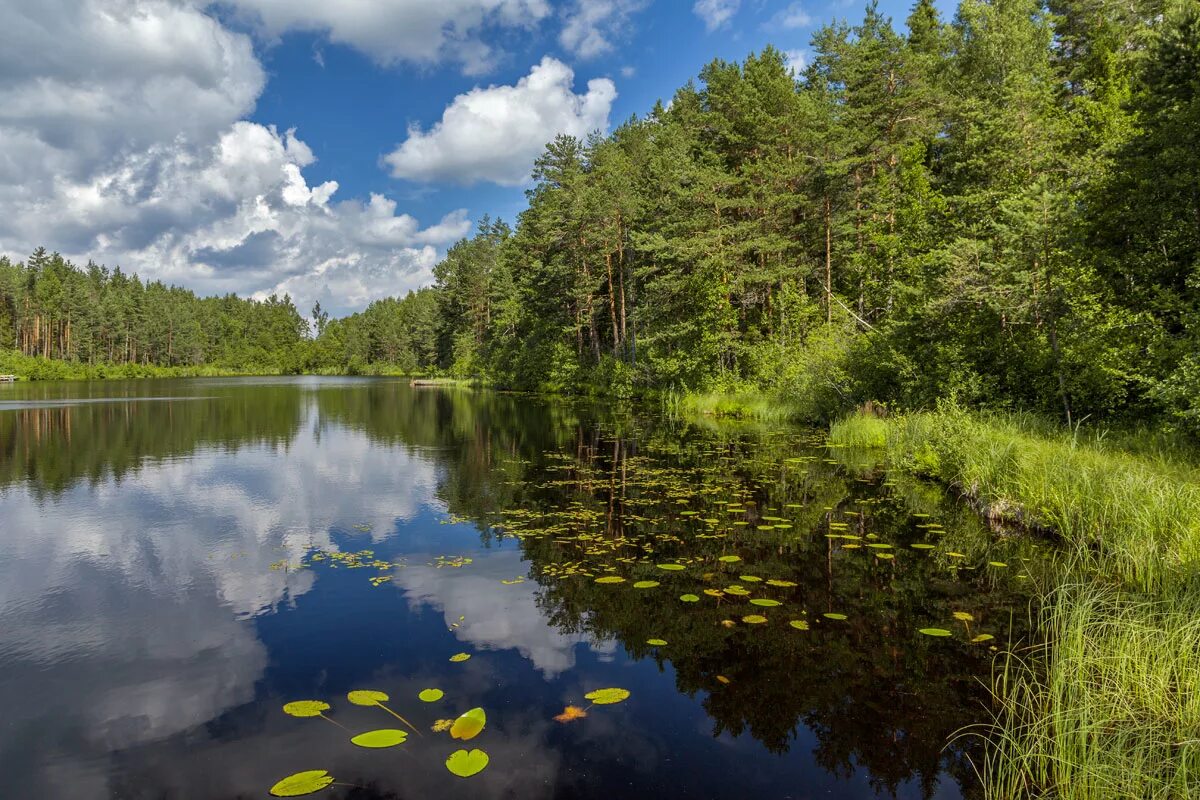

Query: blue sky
left=0, top=0, right=952, bottom=316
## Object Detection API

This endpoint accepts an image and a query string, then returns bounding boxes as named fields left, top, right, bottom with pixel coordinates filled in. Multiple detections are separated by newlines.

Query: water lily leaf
left=766, top=579, right=797, bottom=587
left=911, top=543, right=936, bottom=550
left=875, top=552, right=895, bottom=560
left=418, top=689, right=444, bottom=702
left=749, top=598, right=781, bottom=607
left=972, top=634, right=995, bottom=643
left=657, top=564, right=685, bottom=571
left=738, top=575, right=762, bottom=582
left=283, top=701, right=330, bottom=718
left=742, top=614, right=768, bottom=624
left=647, top=638, right=668, bottom=646
left=989, top=561, right=1008, bottom=568
left=716, top=675, right=731, bottom=684
left=449, top=652, right=471, bottom=662
left=347, top=690, right=388, bottom=706
left=446, top=748, right=490, bottom=778
left=633, top=580, right=660, bottom=589
left=953, top=611, right=975, bottom=622
left=584, top=688, right=630, bottom=705
left=269, top=770, right=334, bottom=797
left=789, top=620, right=810, bottom=631
left=823, top=613, right=847, bottom=620
left=724, top=586, right=751, bottom=596
left=919, top=628, right=953, bottom=637
left=717, top=555, right=742, bottom=563
left=450, top=707, right=487, bottom=741
left=594, top=576, right=626, bottom=584
left=679, top=594, right=700, bottom=602
left=350, top=729, right=408, bottom=748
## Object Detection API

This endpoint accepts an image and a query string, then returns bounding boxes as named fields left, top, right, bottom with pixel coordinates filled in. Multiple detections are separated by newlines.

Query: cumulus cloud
left=559, top=0, right=646, bottom=59
left=770, top=2, right=812, bottom=29
left=0, top=0, right=475, bottom=317
left=384, top=56, right=617, bottom=186
left=783, top=48, right=808, bottom=75
left=693, top=0, right=740, bottom=31
left=220, top=0, right=552, bottom=74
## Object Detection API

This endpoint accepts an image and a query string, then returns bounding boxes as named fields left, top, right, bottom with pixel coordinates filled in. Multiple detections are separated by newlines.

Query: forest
left=3, top=0, right=1197, bottom=434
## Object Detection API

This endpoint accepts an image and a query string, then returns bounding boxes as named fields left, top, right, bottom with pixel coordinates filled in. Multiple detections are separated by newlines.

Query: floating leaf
left=738, top=575, right=763, bottom=583
left=595, top=576, right=626, bottom=584
left=989, top=561, right=1008, bottom=568
left=720, top=619, right=736, bottom=628
left=724, top=586, right=751, bottom=596
left=450, top=707, right=487, bottom=741
left=554, top=705, right=588, bottom=723
left=703, top=588, right=724, bottom=597
left=418, top=689, right=444, bottom=703
left=715, top=675, right=731, bottom=684
left=283, top=701, right=330, bottom=718
left=875, top=552, right=895, bottom=560
left=920, top=628, right=953, bottom=637
left=717, top=555, right=742, bottom=563
left=445, top=749, right=489, bottom=778
left=647, top=638, right=668, bottom=646
left=449, top=652, right=471, bottom=663
left=789, top=620, right=810, bottom=631
left=347, top=690, right=388, bottom=706
left=766, top=579, right=797, bottom=587
left=679, top=594, right=700, bottom=602
left=351, top=729, right=408, bottom=748
left=953, top=611, right=975, bottom=622
left=657, top=564, right=685, bottom=571
left=823, top=613, right=847, bottom=620
left=972, top=634, right=995, bottom=643
left=584, top=688, right=630, bottom=705
left=911, top=543, right=936, bottom=550
left=633, top=580, right=660, bottom=589
left=749, top=598, right=781, bottom=607
left=742, top=614, right=768, bottom=624
left=269, top=770, right=334, bottom=797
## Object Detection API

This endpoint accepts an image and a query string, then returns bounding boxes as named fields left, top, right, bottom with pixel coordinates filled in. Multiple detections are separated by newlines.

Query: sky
left=0, top=0, right=947, bottom=318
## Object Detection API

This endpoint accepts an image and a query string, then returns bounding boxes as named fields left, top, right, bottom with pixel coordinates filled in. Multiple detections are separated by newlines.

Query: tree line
left=5, top=0, right=1197, bottom=431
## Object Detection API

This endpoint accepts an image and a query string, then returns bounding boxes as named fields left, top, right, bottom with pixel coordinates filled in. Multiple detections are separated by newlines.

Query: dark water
left=0, top=377, right=1036, bottom=800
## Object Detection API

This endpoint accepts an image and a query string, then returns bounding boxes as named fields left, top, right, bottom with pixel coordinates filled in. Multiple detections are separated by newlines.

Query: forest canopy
left=3, top=0, right=1197, bottom=432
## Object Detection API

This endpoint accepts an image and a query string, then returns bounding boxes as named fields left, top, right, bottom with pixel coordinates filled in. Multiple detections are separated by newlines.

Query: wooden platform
left=0, top=375, right=15, bottom=383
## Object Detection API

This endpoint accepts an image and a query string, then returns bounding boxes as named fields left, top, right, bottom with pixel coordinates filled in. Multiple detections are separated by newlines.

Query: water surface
left=0, top=377, right=1033, bottom=799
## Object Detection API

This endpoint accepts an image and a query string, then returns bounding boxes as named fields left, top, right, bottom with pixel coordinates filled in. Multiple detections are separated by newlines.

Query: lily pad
left=823, top=613, right=847, bottom=620
left=446, top=748, right=490, bottom=778
left=418, top=688, right=444, bottom=703
left=350, top=729, right=409, bottom=748
left=789, top=620, right=810, bottom=631
left=911, top=543, right=936, bottom=550
left=633, top=580, right=660, bottom=589
left=679, top=594, right=700, bottom=602
left=450, top=707, right=487, bottom=741
left=919, top=628, right=953, bottom=637
left=765, top=579, right=797, bottom=587
left=449, top=652, right=472, bottom=663
left=584, top=687, right=630, bottom=705
left=347, top=690, right=388, bottom=706
left=595, top=576, right=626, bottom=584
left=738, top=575, right=763, bottom=583
left=717, top=555, right=742, bottom=563
left=283, top=701, right=330, bottom=718
left=647, top=638, right=668, bottom=646
left=749, top=598, right=782, bottom=607
left=953, top=611, right=975, bottom=622
left=657, top=564, right=686, bottom=571
left=742, top=614, right=768, bottom=624
left=972, top=633, right=995, bottom=643
left=269, top=770, right=334, bottom=797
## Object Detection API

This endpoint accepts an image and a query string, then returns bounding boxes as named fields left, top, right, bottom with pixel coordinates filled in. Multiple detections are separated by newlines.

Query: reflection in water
left=0, top=378, right=1033, bottom=798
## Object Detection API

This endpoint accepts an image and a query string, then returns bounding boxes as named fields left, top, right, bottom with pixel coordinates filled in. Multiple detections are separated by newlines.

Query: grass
left=663, top=389, right=801, bottom=423
left=983, top=583, right=1200, bottom=800
left=829, top=405, right=1200, bottom=798
left=0, top=350, right=286, bottom=381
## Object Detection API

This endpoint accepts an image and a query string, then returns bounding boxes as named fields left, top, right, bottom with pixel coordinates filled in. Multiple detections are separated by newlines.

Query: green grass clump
left=985, top=584, right=1200, bottom=800
left=828, top=413, right=889, bottom=448
left=663, top=390, right=800, bottom=423
left=878, top=407, right=1200, bottom=592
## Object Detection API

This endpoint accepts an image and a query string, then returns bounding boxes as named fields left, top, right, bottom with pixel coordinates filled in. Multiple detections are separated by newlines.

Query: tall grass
left=984, top=583, right=1200, bottom=800
left=662, top=389, right=801, bottom=423
left=830, top=406, right=1200, bottom=798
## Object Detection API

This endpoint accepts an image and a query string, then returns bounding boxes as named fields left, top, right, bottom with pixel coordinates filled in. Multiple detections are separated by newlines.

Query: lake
left=0, top=377, right=1036, bottom=799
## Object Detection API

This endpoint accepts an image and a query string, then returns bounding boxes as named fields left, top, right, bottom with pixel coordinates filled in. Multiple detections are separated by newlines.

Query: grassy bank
left=0, top=350, right=288, bottom=381
left=662, top=389, right=805, bottom=423
left=829, top=408, right=1200, bottom=798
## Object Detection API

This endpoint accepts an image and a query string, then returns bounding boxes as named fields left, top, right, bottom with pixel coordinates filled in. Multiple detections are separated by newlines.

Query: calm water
left=0, top=377, right=1036, bottom=800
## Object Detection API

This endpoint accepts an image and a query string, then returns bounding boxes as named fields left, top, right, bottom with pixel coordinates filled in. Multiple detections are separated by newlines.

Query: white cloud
left=693, top=0, right=740, bottom=31
left=217, top=0, right=552, bottom=74
left=559, top=0, right=646, bottom=59
left=783, top=48, right=807, bottom=75
left=770, top=2, right=812, bottom=29
left=0, top=0, right=474, bottom=317
left=384, top=57, right=617, bottom=186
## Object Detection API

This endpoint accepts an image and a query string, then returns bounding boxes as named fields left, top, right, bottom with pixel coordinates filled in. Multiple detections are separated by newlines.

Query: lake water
left=0, top=377, right=1035, bottom=799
